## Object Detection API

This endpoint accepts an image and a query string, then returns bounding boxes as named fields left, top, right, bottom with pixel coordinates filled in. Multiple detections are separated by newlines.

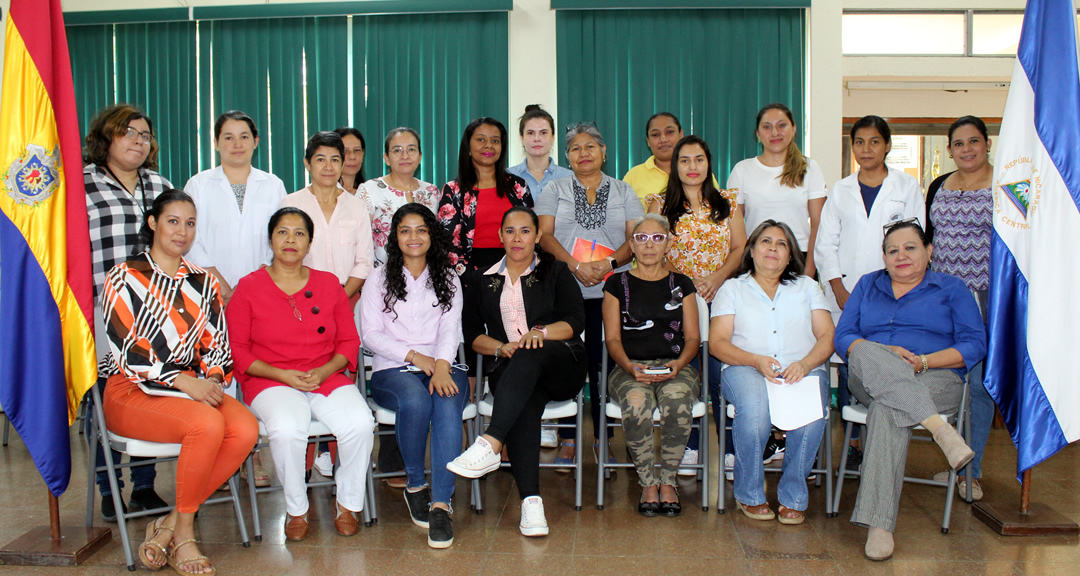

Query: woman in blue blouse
left=834, top=220, right=986, bottom=561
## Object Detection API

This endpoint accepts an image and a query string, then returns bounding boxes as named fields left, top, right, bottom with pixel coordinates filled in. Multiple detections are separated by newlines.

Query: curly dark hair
left=382, top=203, right=457, bottom=320
left=83, top=104, right=159, bottom=171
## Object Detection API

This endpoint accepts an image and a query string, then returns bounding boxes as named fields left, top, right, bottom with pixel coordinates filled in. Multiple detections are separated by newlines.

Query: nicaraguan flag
left=985, top=0, right=1080, bottom=481
left=0, top=0, right=97, bottom=496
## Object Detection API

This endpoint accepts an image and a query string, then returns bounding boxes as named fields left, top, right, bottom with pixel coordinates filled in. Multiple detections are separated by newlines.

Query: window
left=842, top=13, right=965, bottom=56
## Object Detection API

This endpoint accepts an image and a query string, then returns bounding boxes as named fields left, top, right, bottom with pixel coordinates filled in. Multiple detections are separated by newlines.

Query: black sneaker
left=128, top=488, right=169, bottom=514
left=100, top=495, right=127, bottom=523
left=427, top=507, right=453, bottom=549
left=763, top=435, right=786, bottom=464
left=404, top=486, right=431, bottom=529
left=844, top=446, right=863, bottom=474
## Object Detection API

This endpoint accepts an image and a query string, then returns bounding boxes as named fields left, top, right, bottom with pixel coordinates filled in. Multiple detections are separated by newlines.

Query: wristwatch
left=607, top=256, right=618, bottom=270
left=531, top=324, right=548, bottom=338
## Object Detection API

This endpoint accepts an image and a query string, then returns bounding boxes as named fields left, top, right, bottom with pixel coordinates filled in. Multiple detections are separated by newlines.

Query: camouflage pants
left=609, top=359, right=700, bottom=487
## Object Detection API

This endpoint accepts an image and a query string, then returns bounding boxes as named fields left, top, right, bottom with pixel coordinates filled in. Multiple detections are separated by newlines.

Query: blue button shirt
left=508, top=158, right=573, bottom=200
left=834, top=269, right=986, bottom=377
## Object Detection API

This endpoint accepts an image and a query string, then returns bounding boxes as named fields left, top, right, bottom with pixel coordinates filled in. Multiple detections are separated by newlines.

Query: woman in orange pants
left=103, top=189, right=258, bottom=575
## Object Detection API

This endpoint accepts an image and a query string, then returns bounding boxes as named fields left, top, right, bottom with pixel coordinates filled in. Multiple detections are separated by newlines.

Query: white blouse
left=279, top=187, right=375, bottom=284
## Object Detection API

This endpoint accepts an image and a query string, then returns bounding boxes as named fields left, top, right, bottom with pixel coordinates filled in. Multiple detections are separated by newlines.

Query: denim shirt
left=508, top=158, right=573, bottom=200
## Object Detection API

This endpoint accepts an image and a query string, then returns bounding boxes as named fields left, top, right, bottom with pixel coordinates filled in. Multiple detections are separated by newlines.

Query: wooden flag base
left=0, top=526, right=111, bottom=567
left=973, top=469, right=1079, bottom=536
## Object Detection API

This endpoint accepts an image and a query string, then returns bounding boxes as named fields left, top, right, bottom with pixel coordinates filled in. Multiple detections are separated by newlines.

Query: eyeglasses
left=122, top=127, right=154, bottom=145
left=632, top=233, right=668, bottom=244
left=882, top=217, right=921, bottom=235
left=389, top=145, right=420, bottom=157
left=564, top=120, right=598, bottom=133
left=286, top=295, right=302, bottom=321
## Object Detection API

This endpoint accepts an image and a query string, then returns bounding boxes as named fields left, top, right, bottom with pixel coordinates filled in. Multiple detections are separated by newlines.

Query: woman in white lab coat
left=184, top=110, right=288, bottom=305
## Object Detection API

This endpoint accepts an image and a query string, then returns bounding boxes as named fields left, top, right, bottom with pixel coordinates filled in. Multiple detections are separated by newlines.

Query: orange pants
left=104, top=374, right=258, bottom=513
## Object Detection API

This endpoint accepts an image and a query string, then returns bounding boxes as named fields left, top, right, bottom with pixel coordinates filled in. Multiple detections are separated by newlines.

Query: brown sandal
left=167, top=539, right=215, bottom=576
left=737, top=500, right=775, bottom=521
left=777, top=505, right=805, bottom=525
left=139, top=515, right=173, bottom=570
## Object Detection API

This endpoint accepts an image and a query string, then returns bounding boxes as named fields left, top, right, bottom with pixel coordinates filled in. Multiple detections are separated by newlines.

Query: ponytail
left=779, top=139, right=808, bottom=188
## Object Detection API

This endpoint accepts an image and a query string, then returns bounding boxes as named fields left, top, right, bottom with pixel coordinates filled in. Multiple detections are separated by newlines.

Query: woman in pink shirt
left=361, top=203, right=468, bottom=549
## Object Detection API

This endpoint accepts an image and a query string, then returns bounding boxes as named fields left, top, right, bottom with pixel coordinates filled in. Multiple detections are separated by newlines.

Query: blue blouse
left=834, top=269, right=986, bottom=377
left=508, top=158, right=573, bottom=200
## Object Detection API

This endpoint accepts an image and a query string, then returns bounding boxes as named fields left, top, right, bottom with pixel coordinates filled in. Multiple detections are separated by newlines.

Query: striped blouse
left=103, top=252, right=232, bottom=387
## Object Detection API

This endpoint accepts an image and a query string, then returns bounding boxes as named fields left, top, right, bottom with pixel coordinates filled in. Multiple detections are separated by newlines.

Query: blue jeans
left=967, top=289, right=991, bottom=479
left=836, top=363, right=860, bottom=442
left=86, top=378, right=156, bottom=496
left=369, top=367, right=470, bottom=504
left=721, top=365, right=829, bottom=511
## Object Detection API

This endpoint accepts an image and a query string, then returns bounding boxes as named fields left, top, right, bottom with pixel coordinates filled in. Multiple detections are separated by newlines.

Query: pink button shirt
left=280, top=187, right=374, bottom=284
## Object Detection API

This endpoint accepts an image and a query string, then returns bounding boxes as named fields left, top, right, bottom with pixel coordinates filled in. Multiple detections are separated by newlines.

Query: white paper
left=765, top=375, right=823, bottom=431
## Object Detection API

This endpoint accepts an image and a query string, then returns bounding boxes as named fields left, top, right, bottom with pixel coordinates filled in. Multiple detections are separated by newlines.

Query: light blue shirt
left=713, top=273, right=831, bottom=369
left=508, top=158, right=573, bottom=200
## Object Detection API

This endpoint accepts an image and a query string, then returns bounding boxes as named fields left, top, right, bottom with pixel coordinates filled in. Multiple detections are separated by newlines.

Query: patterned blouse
left=437, top=175, right=532, bottom=276
left=929, top=186, right=992, bottom=291
left=646, top=189, right=738, bottom=279
left=103, top=253, right=232, bottom=387
left=357, top=176, right=440, bottom=267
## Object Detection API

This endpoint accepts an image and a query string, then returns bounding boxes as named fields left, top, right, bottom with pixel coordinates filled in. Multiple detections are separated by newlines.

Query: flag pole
left=0, top=479, right=112, bottom=566
left=49, top=491, right=60, bottom=541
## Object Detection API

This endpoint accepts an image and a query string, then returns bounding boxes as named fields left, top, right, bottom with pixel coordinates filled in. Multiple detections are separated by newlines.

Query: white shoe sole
left=428, top=536, right=453, bottom=549
left=677, top=468, right=697, bottom=477
left=446, top=460, right=501, bottom=479
left=519, top=525, right=549, bottom=537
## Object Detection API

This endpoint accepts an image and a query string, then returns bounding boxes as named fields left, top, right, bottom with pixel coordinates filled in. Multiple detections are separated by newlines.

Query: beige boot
left=931, top=424, right=975, bottom=470
left=865, top=527, right=894, bottom=561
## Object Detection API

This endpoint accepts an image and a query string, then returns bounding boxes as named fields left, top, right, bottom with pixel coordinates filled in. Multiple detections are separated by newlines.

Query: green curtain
left=66, top=24, right=114, bottom=144
left=556, top=9, right=805, bottom=182
left=352, top=12, right=509, bottom=188
left=113, top=22, right=200, bottom=186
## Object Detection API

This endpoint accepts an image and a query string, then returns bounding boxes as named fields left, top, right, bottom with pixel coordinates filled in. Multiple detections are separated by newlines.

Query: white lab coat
left=184, top=166, right=288, bottom=289
left=814, top=167, right=925, bottom=318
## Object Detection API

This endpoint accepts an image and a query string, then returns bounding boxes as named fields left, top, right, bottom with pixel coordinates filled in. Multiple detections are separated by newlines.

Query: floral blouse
left=646, top=189, right=738, bottom=279
left=437, top=175, right=532, bottom=276
left=357, top=176, right=440, bottom=267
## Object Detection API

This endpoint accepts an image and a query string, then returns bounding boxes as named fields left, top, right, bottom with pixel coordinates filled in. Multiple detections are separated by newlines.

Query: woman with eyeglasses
left=834, top=220, right=985, bottom=561
left=227, top=207, right=374, bottom=542
left=447, top=207, right=586, bottom=538
left=83, top=103, right=174, bottom=523
left=358, top=127, right=441, bottom=268
left=335, top=127, right=367, bottom=195
left=438, top=117, right=532, bottom=276
left=535, top=122, right=645, bottom=466
left=360, top=203, right=468, bottom=549
left=601, top=214, right=700, bottom=517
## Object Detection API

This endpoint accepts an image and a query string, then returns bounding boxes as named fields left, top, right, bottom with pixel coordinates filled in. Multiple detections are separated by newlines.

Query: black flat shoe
left=659, top=500, right=682, bottom=517
left=638, top=500, right=660, bottom=517
left=128, top=488, right=169, bottom=515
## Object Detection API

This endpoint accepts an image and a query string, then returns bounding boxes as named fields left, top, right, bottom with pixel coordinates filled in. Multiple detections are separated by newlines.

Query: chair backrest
left=696, top=293, right=710, bottom=347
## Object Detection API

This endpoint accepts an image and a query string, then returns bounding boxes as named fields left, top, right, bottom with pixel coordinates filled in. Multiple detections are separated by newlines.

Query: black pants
left=558, top=298, right=610, bottom=440
left=486, top=341, right=586, bottom=499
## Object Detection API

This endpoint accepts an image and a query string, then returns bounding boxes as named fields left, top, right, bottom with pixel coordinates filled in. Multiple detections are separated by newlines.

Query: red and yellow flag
left=0, top=0, right=96, bottom=496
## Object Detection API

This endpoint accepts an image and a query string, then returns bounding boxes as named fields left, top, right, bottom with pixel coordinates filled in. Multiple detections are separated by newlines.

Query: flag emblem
left=4, top=143, right=61, bottom=206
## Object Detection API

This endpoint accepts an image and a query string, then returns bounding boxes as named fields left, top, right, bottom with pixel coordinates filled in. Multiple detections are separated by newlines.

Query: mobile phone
left=404, top=364, right=423, bottom=373
left=643, top=366, right=672, bottom=375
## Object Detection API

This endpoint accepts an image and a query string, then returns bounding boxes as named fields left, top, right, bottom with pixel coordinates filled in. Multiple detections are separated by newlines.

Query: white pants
left=249, top=385, right=375, bottom=516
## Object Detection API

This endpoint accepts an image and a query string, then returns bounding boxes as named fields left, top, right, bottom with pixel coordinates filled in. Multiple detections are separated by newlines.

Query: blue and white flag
left=985, top=0, right=1080, bottom=481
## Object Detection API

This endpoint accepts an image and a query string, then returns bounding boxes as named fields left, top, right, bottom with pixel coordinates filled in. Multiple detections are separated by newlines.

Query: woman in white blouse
left=711, top=220, right=834, bottom=525
left=185, top=110, right=287, bottom=305
left=280, top=131, right=375, bottom=307
left=361, top=203, right=467, bottom=549
left=357, top=127, right=441, bottom=268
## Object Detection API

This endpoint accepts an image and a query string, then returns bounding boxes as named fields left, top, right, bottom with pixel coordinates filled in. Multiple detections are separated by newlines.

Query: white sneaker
left=677, top=448, right=699, bottom=477
left=724, top=453, right=735, bottom=482
left=519, top=496, right=549, bottom=537
left=314, top=451, right=334, bottom=477
left=446, top=437, right=501, bottom=478
left=540, top=427, right=559, bottom=449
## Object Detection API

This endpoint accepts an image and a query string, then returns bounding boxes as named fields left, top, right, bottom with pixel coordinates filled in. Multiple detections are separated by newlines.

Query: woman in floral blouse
left=358, top=127, right=440, bottom=268
left=438, top=117, right=532, bottom=277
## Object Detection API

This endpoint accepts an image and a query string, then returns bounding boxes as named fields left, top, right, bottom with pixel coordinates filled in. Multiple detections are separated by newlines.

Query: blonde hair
left=756, top=103, right=807, bottom=188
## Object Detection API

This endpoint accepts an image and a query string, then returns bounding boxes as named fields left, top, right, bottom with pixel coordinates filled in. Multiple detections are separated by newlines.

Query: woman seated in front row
left=602, top=213, right=700, bottom=517
left=834, top=219, right=985, bottom=561
left=226, top=207, right=375, bottom=542
left=361, top=203, right=470, bottom=549
left=446, top=206, right=586, bottom=538
left=102, top=190, right=258, bottom=575
left=710, top=220, right=834, bottom=525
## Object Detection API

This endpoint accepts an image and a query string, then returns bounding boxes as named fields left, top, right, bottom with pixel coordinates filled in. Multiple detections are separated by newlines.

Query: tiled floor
left=1, top=417, right=1078, bottom=575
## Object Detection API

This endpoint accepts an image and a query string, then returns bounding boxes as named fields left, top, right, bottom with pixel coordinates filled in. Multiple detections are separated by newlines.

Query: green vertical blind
left=352, top=12, right=509, bottom=188
left=66, top=24, right=113, bottom=144
left=556, top=8, right=806, bottom=182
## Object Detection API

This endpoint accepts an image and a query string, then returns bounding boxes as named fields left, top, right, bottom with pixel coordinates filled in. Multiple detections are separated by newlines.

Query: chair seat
left=605, top=401, right=706, bottom=421
left=841, top=404, right=951, bottom=429
left=478, top=394, right=577, bottom=420
left=366, top=398, right=477, bottom=425
left=107, top=432, right=181, bottom=458
left=257, top=419, right=332, bottom=438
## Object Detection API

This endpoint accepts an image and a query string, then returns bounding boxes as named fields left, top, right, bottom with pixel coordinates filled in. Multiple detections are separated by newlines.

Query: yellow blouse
left=646, top=189, right=738, bottom=279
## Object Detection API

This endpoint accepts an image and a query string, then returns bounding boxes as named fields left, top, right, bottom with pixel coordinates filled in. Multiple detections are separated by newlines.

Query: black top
left=924, top=170, right=954, bottom=244
left=462, top=257, right=586, bottom=378
left=602, top=271, right=697, bottom=360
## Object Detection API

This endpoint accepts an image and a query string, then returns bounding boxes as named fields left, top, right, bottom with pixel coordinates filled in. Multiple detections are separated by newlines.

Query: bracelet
left=494, top=343, right=504, bottom=358
left=574, top=262, right=581, bottom=272
left=918, top=354, right=928, bottom=374
left=406, top=350, right=416, bottom=363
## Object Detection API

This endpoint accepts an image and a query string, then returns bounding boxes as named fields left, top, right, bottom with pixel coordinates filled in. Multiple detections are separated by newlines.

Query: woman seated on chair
left=710, top=220, right=835, bottom=525
left=446, top=206, right=586, bottom=538
left=360, top=203, right=469, bottom=549
left=102, top=190, right=259, bottom=575
left=226, top=207, right=375, bottom=542
left=601, top=213, right=701, bottom=517
left=834, top=219, right=986, bottom=561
